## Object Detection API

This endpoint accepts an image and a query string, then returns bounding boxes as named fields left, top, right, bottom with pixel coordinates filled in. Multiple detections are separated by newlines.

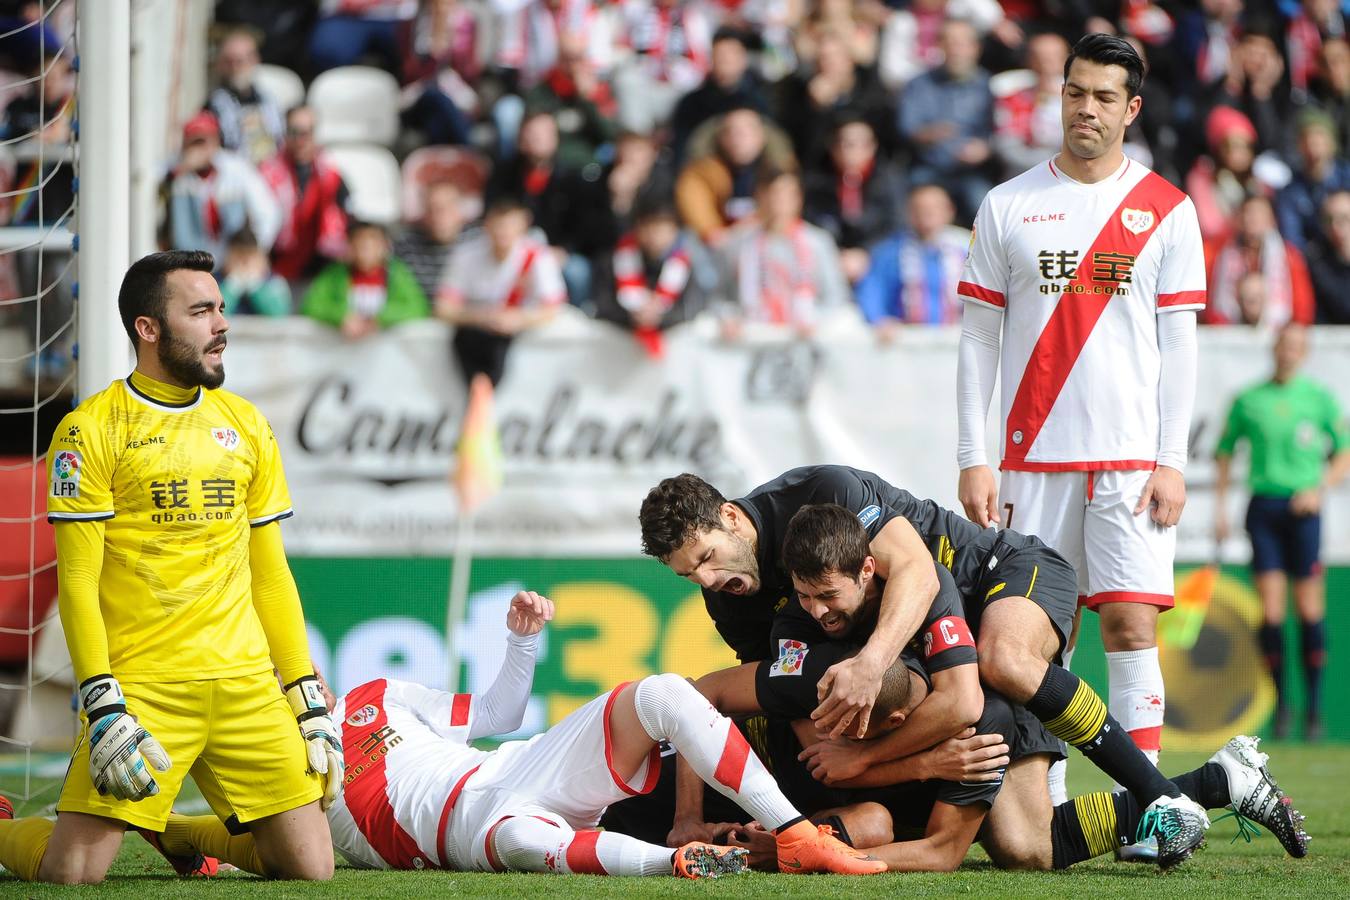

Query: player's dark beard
left=157, top=319, right=225, bottom=389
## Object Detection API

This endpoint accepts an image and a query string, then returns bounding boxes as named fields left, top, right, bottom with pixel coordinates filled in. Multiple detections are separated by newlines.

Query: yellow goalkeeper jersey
left=47, top=371, right=294, bottom=683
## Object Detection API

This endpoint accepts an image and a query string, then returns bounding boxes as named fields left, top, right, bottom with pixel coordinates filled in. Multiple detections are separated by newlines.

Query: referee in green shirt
left=1215, top=324, right=1350, bottom=740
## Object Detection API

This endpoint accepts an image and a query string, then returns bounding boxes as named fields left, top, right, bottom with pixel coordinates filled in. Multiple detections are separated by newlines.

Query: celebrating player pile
left=0, top=252, right=339, bottom=883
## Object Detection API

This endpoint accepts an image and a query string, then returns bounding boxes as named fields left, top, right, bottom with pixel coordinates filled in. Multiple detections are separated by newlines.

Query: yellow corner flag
left=453, top=373, right=503, bottom=515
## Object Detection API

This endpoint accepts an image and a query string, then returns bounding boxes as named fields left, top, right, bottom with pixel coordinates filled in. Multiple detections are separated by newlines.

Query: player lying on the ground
left=146, top=590, right=886, bottom=878
left=640, top=467, right=1210, bottom=867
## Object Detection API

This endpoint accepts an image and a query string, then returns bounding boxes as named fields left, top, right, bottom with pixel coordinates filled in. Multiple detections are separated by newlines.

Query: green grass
left=3, top=743, right=1348, bottom=897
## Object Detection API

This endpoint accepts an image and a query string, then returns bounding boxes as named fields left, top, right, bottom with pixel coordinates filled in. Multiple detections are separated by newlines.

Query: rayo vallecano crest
left=211, top=427, right=241, bottom=451
left=1121, top=207, right=1154, bottom=235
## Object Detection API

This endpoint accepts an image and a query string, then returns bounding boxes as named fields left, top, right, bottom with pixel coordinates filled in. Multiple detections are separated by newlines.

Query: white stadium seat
left=308, top=66, right=401, bottom=147
left=324, top=144, right=403, bottom=225
left=401, top=145, right=490, bottom=223
left=989, top=68, right=1037, bottom=99
left=254, top=64, right=305, bottom=114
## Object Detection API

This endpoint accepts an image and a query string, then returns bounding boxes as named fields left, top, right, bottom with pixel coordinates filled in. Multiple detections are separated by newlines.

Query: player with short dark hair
left=956, top=30, right=1207, bottom=835
left=0, top=251, right=340, bottom=884
left=640, top=466, right=1210, bottom=867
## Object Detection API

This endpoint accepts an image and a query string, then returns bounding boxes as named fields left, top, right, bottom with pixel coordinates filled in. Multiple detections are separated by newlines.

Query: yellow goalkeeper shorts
left=58, top=669, right=322, bottom=831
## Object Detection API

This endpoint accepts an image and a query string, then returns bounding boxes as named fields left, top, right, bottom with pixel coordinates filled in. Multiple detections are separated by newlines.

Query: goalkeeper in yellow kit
left=0, top=251, right=340, bottom=883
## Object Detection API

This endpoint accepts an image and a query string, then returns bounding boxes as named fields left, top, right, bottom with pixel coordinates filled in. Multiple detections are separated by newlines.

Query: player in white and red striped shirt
left=956, top=34, right=1206, bottom=830
left=150, top=590, right=886, bottom=879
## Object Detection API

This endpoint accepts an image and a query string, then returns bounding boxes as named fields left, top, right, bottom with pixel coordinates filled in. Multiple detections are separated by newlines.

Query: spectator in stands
left=676, top=105, right=798, bottom=246
left=1208, top=27, right=1295, bottom=162
left=395, top=179, right=478, bottom=299
left=436, top=195, right=566, bottom=385
left=397, top=0, right=483, bottom=146
left=1172, top=0, right=1244, bottom=95
left=1307, top=189, right=1350, bottom=323
left=1205, top=195, right=1316, bottom=327
left=486, top=107, right=610, bottom=305
left=1215, top=322, right=1350, bottom=741
left=219, top=227, right=293, bottom=316
left=1186, top=106, right=1274, bottom=242
left=302, top=219, right=430, bottom=338
left=898, top=17, right=995, bottom=223
left=593, top=197, right=711, bottom=356
left=1231, top=270, right=1272, bottom=326
left=1310, top=37, right=1349, bottom=151
left=1286, top=0, right=1345, bottom=101
left=1276, top=111, right=1350, bottom=252
left=855, top=183, right=969, bottom=334
left=610, top=0, right=713, bottom=135
left=715, top=168, right=849, bottom=335
left=803, top=115, right=904, bottom=283
left=158, top=111, right=281, bottom=266
left=878, top=0, right=1009, bottom=93
left=794, top=0, right=883, bottom=70
left=524, top=39, right=619, bottom=169
left=606, top=130, right=673, bottom=233
left=491, top=0, right=613, bottom=93
left=206, top=27, right=285, bottom=165
left=775, top=25, right=895, bottom=168
left=670, top=27, right=769, bottom=163
left=992, top=31, right=1068, bottom=178
left=260, top=105, right=350, bottom=282
left=307, top=0, right=417, bottom=76
left=0, top=49, right=75, bottom=228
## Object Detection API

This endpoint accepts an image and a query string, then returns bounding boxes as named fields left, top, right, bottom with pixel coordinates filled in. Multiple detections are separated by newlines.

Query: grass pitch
left=3, top=742, right=1347, bottom=898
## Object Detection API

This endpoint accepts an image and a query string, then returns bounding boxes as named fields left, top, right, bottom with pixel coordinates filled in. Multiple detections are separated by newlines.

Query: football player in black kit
left=639, top=465, right=1210, bottom=867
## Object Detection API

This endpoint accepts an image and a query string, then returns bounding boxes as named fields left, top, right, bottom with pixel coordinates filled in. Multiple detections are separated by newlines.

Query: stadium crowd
left=132, top=0, right=1348, bottom=366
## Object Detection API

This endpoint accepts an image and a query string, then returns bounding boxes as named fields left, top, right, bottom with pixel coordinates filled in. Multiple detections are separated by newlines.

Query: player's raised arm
left=812, top=515, right=938, bottom=738
left=468, top=590, right=552, bottom=739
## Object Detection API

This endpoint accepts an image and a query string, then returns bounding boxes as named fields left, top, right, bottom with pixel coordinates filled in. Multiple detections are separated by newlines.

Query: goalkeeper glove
left=285, top=674, right=344, bottom=809
left=79, top=675, right=172, bottom=802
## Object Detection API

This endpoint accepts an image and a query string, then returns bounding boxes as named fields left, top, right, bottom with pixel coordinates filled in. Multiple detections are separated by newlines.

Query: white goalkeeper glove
left=79, top=675, right=172, bottom=802
left=285, top=674, right=344, bottom=809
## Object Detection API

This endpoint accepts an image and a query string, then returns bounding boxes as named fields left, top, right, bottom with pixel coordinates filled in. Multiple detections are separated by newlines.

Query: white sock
left=1106, top=646, right=1165, bottom=793
left=490, top=815, right=674, bottom=876
left=1047, top=645, right=1074, bottom=805
left=634, top=673, right=799, bottom=830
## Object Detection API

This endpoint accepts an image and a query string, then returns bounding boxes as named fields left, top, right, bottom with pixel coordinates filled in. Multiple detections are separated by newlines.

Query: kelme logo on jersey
left=1120, top=207, right=1154, bottom=235
left=768, top=639, right=809, bottom=677
left=857, top=505, right=881, bottom=528
left=211, top=427, right=240, bottom=451
left=346, top=704, right=378, bottom=727
left=50, top=450, right=81, bottom=498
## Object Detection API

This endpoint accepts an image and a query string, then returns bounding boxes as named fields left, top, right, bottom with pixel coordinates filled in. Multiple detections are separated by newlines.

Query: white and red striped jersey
left=439, top=231, right=567, bottom=310
left=958, top=157, right=1206, bottom=471
left=328, top=678, right=491, bottom=870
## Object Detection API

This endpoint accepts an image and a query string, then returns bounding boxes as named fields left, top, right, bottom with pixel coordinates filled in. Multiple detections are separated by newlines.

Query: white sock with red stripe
left=489, top=816, right=673, bottom=876
left=633, top=673, right=799, bottom=830
left=1106, top=647, right=1164, bottom=788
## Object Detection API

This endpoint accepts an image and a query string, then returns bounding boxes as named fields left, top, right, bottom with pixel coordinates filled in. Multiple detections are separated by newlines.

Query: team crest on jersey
left=769, top=639, right=809, bottom=677
left=211, top=427, right=240, bottom=451
left=1120, top=208, right=1154, bottom=235
left=50, top=450, right=81, bottom=498
left=346, top=704, right=378, bottom=727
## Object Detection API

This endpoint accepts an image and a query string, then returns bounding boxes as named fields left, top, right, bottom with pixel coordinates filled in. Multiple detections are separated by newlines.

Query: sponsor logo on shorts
left=51, top=450, right=81, bottom=498
left=346, top=704, right=378, bottom=727
left=857, top=505, right=881, bottom=528
left=211, top=427, right=241, bottom=451
left=769, top=639, right=809, bottom=677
